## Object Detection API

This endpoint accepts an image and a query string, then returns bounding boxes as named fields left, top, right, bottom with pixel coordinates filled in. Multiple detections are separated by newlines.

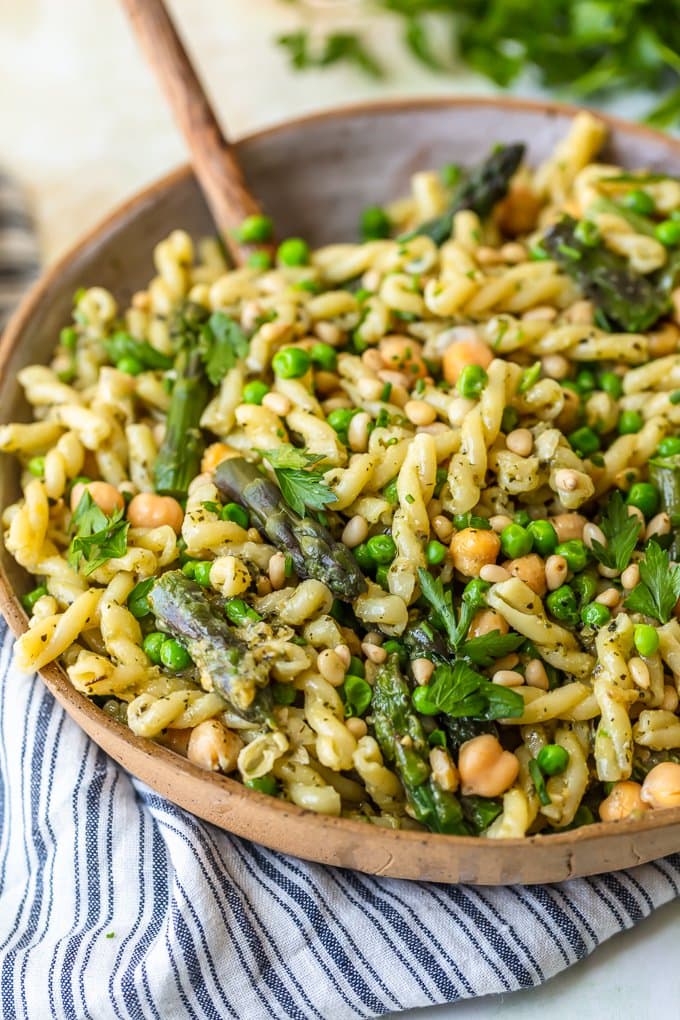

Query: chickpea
left=641, top=762, right=680, bottom=810
left=379, top=335, right=427, bottom=379
left=70, top=480, right=124, bottom=516
left=201, top=442, right=239, bottom=474
left=599, top=781, right=647, bottom=822
left=127, top=492, right=184, bottom=533
left=468, top=609, right=508, bottom=639
left=187, top=719, right=243, bottom=774
left=550, top=513, right=586, bottom=543
left=450, top=527, right=501, bottom=577
left=441, top=338, right=493, bottom=386
left=458, top=734, right=519, bottom=798
left=504, top=554, right=546, bottom=596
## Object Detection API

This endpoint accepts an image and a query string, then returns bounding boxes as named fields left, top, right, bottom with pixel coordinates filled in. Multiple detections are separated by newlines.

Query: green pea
left=27, top=456, right=45, bottom=478
left=555, top=539, right=589, bottom=573
left=622, top=189, right=655, bottom=215
left=160, top=638, right=192, bottom=671
left=272, top=682, right=296, bottom=706
left=116, top=356, right=143, bottom=376
left=245, top=775, right=279, bottom=796
left=571, top=570, right=598, bottom=608
left=142, top=631, right=166, bottom=665
left=272, top=347, right=311, bottom=379
left=247, top=250, right=273, bottom=271
left=527, top=520, right=557, bottom=556
left=536, top=744, right=570, bottom=776
left=634, top=623, right=660, bottom=657
left=277, top=237, right=310, bottom=266
left=21, top=585, right=48, bottom=613
left=309, top=342, right=337, bottom=371
left=618, top=410, right=643, bottom=435
left=581, top=601, right=610, bottom=628
left=349, top=655, right=365, bottom=679
left=655, top=219, right=680, bottom=247
left=458, top=364, right=488, bottom=399
left=341, top=674, right=372, bottom=716
left=573, top=220, right=600, bottom=247
left=440, top=162, right=461, bottom=188
left=242, top=380, right=269, bottom=405
left=513, top=510, right=531, bottom=528
left=182, top=560, right=198, bottom=579
left=501, top=406, right=519, bottom=433
left=598, top=371, right=623, bottom=399
left=376, top=562, right=390, bottom=587
left=193, top=561, right=213, bottom=587
left=225, top=599, right=261, bottom=627
left=412, top=685, right=438, bottom=715
left=366, top=534, right=397, bottom=565
left=575, top=369, right=596, bottom=393
left=568, top=426, right=601, bottom=457
left=237, top=214, right=274, bottom=243
left=220, top=503, right=249, bottom=528
left=327, top=407, right=357, bottom=442
left=426, top=540, right=447, bottom=566
left=463, top=578, right=490, bottom=605
left=383, top=478, right=398, bottom=504
left=546, top=585, right=579, bottom=625
left=380, top=641, right=405, bottom=667
left=626, top=482, right=659, bottom=519
left=500, top=523, right=533, bottom=559
left=657, top=436, right=680, bottom=458
left=360, top=205, right=391, bottom=241
left=353, top=543, right=374, bottom=572
left=127, top=578, right=154, bottom=618
left=60, top=326, right=78, bottom=349
left=454, top=513, right=491, bottom=531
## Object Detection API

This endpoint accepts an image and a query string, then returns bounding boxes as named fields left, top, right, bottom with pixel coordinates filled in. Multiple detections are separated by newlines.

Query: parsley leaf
left=624, top=541, right=680, bottom=623
left=259, top=445, right=335, bottom=517
left=426, top=660, right=524, bottom=721
left=68, top=491, right=129, bottom=576
left=460, top=631, right=525, bottom=667
left=528, top=759, right=551, bottom=806
left=590, top=490, right=641, bottom=572
left=199, top=312, right=249, bottom=385
left=417, top=568, right=490, bottom=649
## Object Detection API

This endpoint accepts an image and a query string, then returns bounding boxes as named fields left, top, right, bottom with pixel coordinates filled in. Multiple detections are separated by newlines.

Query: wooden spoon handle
left=119, top=0, right=263, bottom=264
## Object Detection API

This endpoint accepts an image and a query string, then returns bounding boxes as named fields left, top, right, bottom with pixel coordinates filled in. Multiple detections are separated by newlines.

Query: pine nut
left=628, top=504, right=645, bottom=526
left=314, top=321, right=342, bottom=345
left=317, top=648, right=347, bottom=686
left=432, top=515, right=454, bottom=542
left=429, top=748, right=459, bottom=792
left=492, top=669, right=524, bottom=687
left=412, top=658, right=434, bottom=685
left=342, top=514, right=368, bottom=548
left=377, top=368, right=410, bottom=388
left=662, top=685, right=679, bottom=713
left=346, top=717, right=368, bottom=739
left=256, top=577, right=272, bottom=596
left=362, top=641, right=387, bottom=664
left=480, top=564, right=511, bottom=583
left=505, top=428, right=533, bottom=456
left=621, top=563, right=640, bottom=590
left=361, top=348, right=384, bottom=373
left=262, top=392, right=291, bottom=417
left=598, top=563, right=620, bottom=579
left=475, top=245, right=504, bottom=266
left=583, top=522, right=606, bottom=550
left=365, top=631, right=383, bottom=646
left=550, top=513, right=586, bottom=542
left=490, top=514, right=513, bottom=533
left=545, top=554, right=568, bottom=590
left=541, top=353, right=569, bottom=378
left=524, top=305, right=558, bottom=323
left=494, top=653, right=519, bottom=671
left=525, top=659, right=549, bottom=690
left=629, top=657, right=650, bottom=690
left=554, top=468, right=580, bottom=491
left=565, top=299, right=594, bottom=325
left=334, top=643, right=351, bottom=668
left=500, top=242, right=527, bottom=263
left=404, top=400, right=437, bottom=426
left=596, top=587, right=620, bottom=608
left=322, top=396, right=353, bottom=413
left=348, top=411, right=372, bottom=452
left=357, top=377, right=384, bottom=401
left=268, top=551, right=287, bottom=590
left=646, top=512, right=671, bottom=539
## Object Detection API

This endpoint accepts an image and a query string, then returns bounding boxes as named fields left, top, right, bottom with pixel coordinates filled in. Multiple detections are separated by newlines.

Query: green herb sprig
left=68, top=491, right=129, bottom=576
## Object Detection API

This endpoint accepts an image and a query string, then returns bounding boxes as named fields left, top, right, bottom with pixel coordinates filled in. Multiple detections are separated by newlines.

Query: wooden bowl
left=3, top=96, right=680, bottom=884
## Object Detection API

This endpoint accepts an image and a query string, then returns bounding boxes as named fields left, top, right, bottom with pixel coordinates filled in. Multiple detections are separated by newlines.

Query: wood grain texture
left=2, top=96, right=680, bottom=883
left=119, top=0, right=263, bottom=264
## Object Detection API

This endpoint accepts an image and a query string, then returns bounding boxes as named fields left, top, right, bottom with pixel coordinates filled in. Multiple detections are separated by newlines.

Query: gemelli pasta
left=5, top=111, right=680, bottom=837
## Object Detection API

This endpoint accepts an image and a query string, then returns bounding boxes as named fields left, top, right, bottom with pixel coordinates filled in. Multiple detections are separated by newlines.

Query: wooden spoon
left=119, top=0, right=268, bottom=265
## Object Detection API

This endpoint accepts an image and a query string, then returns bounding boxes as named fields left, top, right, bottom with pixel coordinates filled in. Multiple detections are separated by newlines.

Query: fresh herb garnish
left=624, top=541, right=680, bottom=624
left=67, top=491, right=129, bottom=576
left=259, top=444, right=336, bottom=517
left=417, top=568, right=490, bottom=649
left=424, top=660, right=524, bottom=721
left=199, top=312, right=249, bottom=385
left=460, top=631, right=525, bottom=667
left=528, top=758, right=551, bottom=806
left=590, top=490, right=642, bottom=572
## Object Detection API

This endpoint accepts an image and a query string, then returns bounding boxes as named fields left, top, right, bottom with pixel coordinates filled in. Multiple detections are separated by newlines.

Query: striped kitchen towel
left=0, top=171, right=39, bottom=328
left=1, top=176, right=680, bottom=1020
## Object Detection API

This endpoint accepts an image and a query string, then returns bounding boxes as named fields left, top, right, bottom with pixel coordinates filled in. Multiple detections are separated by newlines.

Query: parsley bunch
left=259, top=445, right=336, bottom=516
left=68, top=491, right=129, bottom=576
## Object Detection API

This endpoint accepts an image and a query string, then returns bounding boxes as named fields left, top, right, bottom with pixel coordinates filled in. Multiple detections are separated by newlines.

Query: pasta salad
left=4, top=111, right=680, bottom=837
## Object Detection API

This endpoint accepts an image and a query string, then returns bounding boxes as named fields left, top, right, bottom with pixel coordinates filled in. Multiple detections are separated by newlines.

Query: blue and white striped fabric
left=2, top=175, right=680, bottom=1020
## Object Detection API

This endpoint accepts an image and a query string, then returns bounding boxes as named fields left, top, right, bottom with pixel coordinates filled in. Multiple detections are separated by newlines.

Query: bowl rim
left=2, top=93, right=680, bottom=877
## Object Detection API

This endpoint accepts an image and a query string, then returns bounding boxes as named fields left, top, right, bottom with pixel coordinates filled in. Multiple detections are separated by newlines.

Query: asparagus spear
left=404, top=143, right=525, bottom=246
left=148, top=570, right=273, bottom=721
left=649, top=454, right=680, bottom=559
left=104, top=331, right=174, bottom=371
left=214, top=457, right=366, bottom=600
left=542, top=214, right=670, bottom=332
left=370, top=655, right=468, bottom=834
left=154, top=347, right=210, bottom=498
